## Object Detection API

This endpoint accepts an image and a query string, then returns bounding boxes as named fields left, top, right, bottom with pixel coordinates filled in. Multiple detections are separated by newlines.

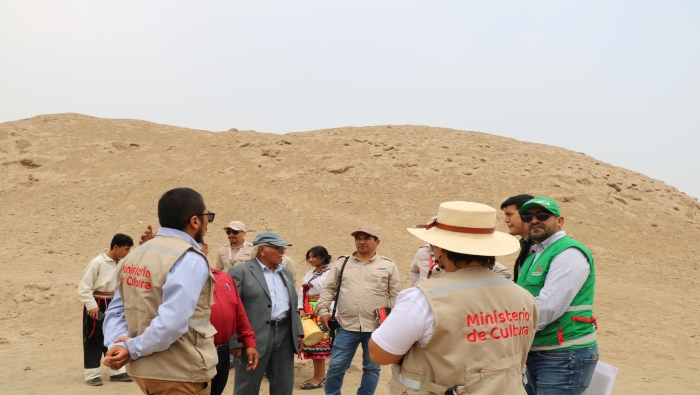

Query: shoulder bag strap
left=330, top=256, right=350, bottom=320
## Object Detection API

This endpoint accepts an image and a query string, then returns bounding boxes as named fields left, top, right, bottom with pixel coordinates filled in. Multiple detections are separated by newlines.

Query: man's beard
left=529, top=225, right=548, bottom=243
left=195, top=226, right=206, bottom=243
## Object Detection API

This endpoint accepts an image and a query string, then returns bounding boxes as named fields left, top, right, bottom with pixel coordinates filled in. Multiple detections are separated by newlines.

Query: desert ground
left=1, top=113, right=699, bottom=394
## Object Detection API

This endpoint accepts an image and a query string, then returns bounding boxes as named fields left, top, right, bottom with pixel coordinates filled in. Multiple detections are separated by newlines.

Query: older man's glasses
left=520, top=211, right=554, bottom=223
left=264, top=244, right=287, bottom=253
left=199, top=212, right=215, bottom=222
left=225, top=229, right=241, bottom=235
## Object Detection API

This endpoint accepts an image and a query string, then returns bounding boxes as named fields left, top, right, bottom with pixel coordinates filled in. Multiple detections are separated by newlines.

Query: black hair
left=500, top=194, right=535, bottom=210
left=444, top=250, right=495, bottom=269
left=110, top=233, right=134, bottom=249
left=157, top=187, right=205, bottom=231
left=306, top=246, right=332, bottom=266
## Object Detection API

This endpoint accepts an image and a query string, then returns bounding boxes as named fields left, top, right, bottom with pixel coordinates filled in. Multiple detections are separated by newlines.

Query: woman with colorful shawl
left=297, top=246, right=333, bottom=389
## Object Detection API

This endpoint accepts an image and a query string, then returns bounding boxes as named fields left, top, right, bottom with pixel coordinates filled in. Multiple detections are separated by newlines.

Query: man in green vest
left=516, top=196, right=599, bottom=395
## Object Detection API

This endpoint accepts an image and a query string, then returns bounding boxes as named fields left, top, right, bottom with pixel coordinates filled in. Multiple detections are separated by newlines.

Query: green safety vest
left=516, top=236, right=597, bottom=351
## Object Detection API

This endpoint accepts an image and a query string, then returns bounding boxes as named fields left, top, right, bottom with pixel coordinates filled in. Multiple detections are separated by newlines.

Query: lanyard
left=228, top=244, right=245, bottom=264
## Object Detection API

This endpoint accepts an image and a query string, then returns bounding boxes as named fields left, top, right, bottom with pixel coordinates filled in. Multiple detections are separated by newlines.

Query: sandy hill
left=1, top=113, right=699, bottom=394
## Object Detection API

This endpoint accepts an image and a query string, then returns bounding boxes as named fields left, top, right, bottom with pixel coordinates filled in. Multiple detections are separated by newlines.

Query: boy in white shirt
left=78, top=233, right=134, bottom=386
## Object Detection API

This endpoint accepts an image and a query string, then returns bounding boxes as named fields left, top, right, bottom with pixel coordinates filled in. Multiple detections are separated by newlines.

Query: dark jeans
left=525, top=346, right=599, bottom=395
left=210, top=344, right=231, bottom=395
left=324, top=327, right=380, bottom=395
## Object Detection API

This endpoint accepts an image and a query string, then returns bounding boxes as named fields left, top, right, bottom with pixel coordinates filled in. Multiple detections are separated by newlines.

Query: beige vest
left=116, top=235, right=217, bottom=382
left=389, top=267, right=538, bottom=395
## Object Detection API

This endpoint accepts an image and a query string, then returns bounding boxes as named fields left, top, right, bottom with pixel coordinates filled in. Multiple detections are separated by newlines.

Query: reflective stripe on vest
left=393, top=369, right=468, bottom=395
left=427, top=276, right=512, bottom=297
left=137, top=243, right=183, bottom=257
left=566, top=305, right=593, bottom=312
left=392, top=370, right=420, bottom=390
left=529, top=332, right=597, bottom=351
left=187, top=317, right=210, bottom=327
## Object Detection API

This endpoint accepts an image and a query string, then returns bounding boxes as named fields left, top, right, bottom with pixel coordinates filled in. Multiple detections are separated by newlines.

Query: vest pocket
left=463, top=362, right=521, bottom=393
left=219, top=283, right=239, bottom=307
left=535, top=320, right=561, bottom=346
left=465, top=361, right=520, bottom=380
left=366, top=271, right=389, bottom=287
left=522, top=272, right=546, bottom=287
left=192, top=323, right=217, bottom=370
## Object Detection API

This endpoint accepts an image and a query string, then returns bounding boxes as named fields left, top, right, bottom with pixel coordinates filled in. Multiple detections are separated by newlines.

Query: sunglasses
left=199, top=212, right=215, bottom=222
left=520, top=211, right=555, bottom=223
left=225, top=229, right=241, bottom=235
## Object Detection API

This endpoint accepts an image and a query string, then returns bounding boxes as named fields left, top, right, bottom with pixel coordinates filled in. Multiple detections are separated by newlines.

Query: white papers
left=582, top=361, right=618, bottom=395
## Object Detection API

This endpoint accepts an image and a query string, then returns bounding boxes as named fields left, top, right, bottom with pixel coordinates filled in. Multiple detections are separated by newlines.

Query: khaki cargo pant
left=133, top=377, right=211, bottom=395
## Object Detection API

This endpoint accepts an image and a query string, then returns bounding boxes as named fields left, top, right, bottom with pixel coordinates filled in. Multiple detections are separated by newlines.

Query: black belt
left=269, top=317, right=288, bottom=327
left=216, top=343, right=228, bottom=352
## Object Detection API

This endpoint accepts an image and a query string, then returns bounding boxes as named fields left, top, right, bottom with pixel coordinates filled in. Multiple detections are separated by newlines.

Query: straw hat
left=407, top=201, right=519, bottom=257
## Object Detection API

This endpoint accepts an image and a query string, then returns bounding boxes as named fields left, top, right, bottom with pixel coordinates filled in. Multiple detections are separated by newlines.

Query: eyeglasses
left=520, top=211, right=554, bottom=223
left=264, top=244, right=287, bottom=253
left=225, top=229, right=241, bottom=235
left=198, top=212, right=215, bottom=222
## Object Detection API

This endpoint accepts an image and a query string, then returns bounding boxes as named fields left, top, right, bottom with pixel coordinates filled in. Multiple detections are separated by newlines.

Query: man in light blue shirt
left=259, top=256, right=291, bottom=321
left=103, top=227, right=211, bottom=360
left=102, top=187, right=219, bottom=394
left=228, top=232, right=305, bottom=395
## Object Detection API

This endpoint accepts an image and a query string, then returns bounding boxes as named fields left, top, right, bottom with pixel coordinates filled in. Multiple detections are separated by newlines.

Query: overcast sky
left=2, top=1, right=698, bottom=198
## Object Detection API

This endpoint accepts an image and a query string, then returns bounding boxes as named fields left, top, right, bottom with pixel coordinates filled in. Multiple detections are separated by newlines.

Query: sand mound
left=1, top=113, right=699, bottom=394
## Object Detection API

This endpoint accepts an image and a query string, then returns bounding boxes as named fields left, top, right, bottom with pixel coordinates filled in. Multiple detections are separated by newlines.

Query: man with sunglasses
left=102, top=187, right=219, bottom=394
left=516, top=196, right=598, bottom=395
left=227, top=232, right=304, bottom=395
left=215, top=221, right=254, bottom=272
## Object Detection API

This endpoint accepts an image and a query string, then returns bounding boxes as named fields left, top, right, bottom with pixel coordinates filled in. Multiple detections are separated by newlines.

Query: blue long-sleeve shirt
left=103, top=228, right=210, bottom=360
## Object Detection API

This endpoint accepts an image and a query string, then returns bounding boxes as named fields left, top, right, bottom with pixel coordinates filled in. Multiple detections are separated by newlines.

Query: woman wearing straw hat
left=297, top=246, right=333, bottom=389
left=369, top=201, right=539, bottom=395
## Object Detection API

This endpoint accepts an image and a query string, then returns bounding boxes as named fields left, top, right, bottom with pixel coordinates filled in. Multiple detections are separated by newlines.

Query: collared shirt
left=78, top=253, right=119, bottom=311
left=531, top=230, right=591, bottom=331
left=103, top=228, right=210, bottom=360
left=409, top=244, right=432, bottom=285
left=491, top=261, right=513, bottom=280
left=215, top=241, right=254, bottom=271
left=257, top=259, right=291, bottom=320
left=317, top=252, right=401, bottom=332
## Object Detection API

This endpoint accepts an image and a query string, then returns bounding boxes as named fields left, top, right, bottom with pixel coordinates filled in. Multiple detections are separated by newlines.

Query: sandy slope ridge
left=1, top=113, right=699, bottom=394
